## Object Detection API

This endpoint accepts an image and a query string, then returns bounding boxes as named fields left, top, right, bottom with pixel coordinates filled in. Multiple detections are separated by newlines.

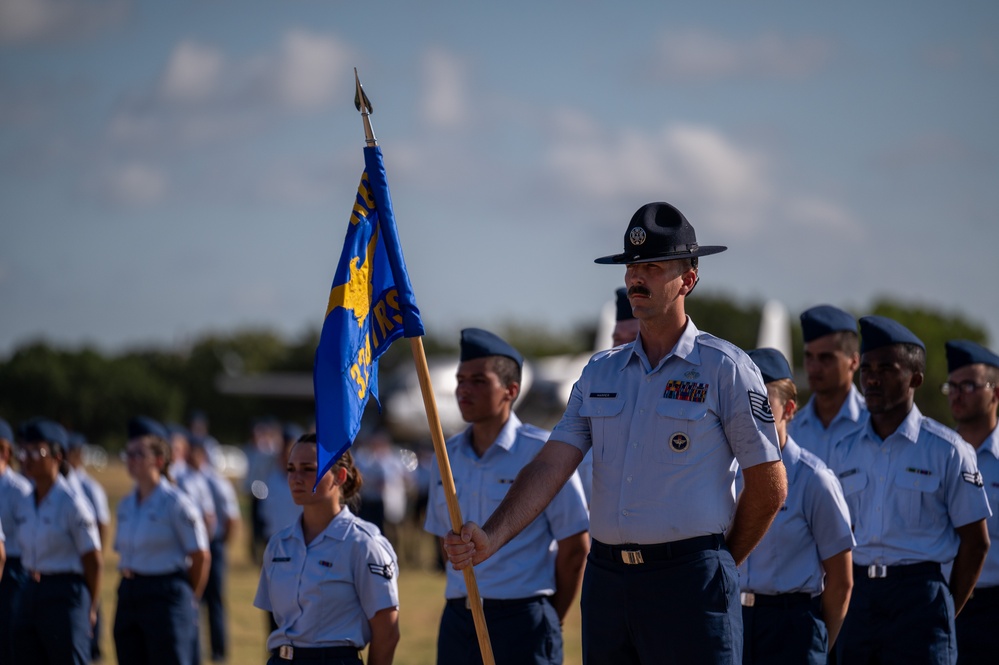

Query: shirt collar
left=978, top=425, right=999, bottom=460
left=290, top=505, right=356, bottom=545
left=459, top=412, right=522, bottom=455
left=631, top=317, right=700, bottom=373
left=865, top=403, right=922, bottom=444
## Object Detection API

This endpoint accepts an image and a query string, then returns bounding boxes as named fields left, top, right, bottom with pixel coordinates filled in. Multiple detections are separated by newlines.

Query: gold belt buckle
left=278, top=645, right=294, bottom=660
left=621, top=549, right=644, bottom=565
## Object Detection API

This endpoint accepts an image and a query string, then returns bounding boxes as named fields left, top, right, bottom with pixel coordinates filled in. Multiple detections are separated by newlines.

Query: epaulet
left=922, top=417, right=965, bottom=447
left=796, top=446, right=826, bottom=472
left=349, top=515, right=383, bottom=540
left=519, top=423, right=551, bottom=442
left=695, top=331, right=745, bottom=359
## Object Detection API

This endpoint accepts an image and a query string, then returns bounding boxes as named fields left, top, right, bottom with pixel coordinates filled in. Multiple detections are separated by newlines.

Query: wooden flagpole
left=355, top=69, right=495, bottom=665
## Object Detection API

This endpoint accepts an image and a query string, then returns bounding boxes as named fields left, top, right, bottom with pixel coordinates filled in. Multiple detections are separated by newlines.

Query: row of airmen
left=759, top=305, right=998, bottom=665
left=0, top=416, right=241, bottom=665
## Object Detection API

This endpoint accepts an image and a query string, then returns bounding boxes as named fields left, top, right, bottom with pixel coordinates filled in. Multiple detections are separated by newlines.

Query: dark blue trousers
left=114, top=571, right=196, bottom=665
left=0, top=556, right=28, bottom=664
left=837, top=564, right=955, bottom=665
left=202, top=539, right=227, bottom=660
left=955, top=585, right=999, bottom=665
left=12, top=573, right=92, bottom=665
left=741, top=595, right=827, bottom=664
left=437, top=596, right=562, bottom=665
left=581, top=540, right=742, bottom=665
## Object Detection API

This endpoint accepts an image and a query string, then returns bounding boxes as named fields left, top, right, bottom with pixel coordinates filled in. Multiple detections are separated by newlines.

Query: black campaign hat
left=459, top=328, right=523, bottom=369
left=859, top=316, right=924, bottom=354
left=945, top=340, right=999, bottom=372
left=594, top=202, right=727, bottom=265
left=800, top=305, right=857, bottom=343
left=615, top=288, right=635, bottom=322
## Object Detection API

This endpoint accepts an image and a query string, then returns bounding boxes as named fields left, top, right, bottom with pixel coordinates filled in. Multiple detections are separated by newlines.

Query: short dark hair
left=898, top=343, right=926, bottom=375
left=488, top=355, right=521, bottom=388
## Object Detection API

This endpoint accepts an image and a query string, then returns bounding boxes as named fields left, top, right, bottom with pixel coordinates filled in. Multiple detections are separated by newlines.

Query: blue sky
left=2, top=0, right=998, bottom=359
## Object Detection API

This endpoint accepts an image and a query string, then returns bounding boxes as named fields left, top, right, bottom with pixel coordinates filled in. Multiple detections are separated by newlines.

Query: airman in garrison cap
left=739, top=348, right=855, bottom=663
left=790, top=305, right=867, bottom=465
left=828, top=317, right=991, bottom=664
left=425, top=328, right=589, bottom=665
left=443, top=202, right=787, bottom=665
left=943, top=339, right=999, bottom=664
left=0, top=417, right=32, bottom=664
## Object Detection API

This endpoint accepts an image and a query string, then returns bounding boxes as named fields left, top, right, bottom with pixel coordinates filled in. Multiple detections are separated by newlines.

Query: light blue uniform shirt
left=114, top=478, right=209, bottom=574
left=738, top=437, right=855, bottom=596
left=259, top=465, right=302, bottom=541
left=67, top=467, right=111, bottom=527
left=254, top=507, right=399, bottom=651
left=551, top=319, right=783, bottom=544
left=0, top=468, right=32, bottom=558
left=829, top=405, right=991, bottom=566
left=202, top=467, right=240, bottom=541
left=175, top=466, right=217, bottom=524
left=14, top=475, right=100, bottom=574
left=425, top=413, right=590, bottom=600
left=971, top=425, right=999, bottom=587
left=789, top=385, right=867, bottom=464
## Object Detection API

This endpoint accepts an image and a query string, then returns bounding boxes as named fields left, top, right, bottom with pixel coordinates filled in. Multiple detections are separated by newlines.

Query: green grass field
left=90, top=462, right=583, bottom=664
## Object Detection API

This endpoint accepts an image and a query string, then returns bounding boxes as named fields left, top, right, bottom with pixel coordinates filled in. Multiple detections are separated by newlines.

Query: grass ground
left=90, top=462, right=583, bottom=664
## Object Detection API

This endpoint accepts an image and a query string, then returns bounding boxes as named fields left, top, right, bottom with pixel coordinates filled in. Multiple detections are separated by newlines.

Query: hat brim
left=594, top=245, right=727, bottom=265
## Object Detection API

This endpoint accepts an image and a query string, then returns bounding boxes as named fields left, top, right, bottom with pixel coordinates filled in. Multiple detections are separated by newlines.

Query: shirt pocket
left=579, top=397, right=627, bottom=464
left=892, top=472, right=941, bottom=527
left=648, top=400, right=710, bottom=466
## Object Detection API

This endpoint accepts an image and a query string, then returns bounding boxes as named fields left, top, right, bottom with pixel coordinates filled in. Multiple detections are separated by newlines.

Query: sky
left=2, top=0, right=998, bottom=360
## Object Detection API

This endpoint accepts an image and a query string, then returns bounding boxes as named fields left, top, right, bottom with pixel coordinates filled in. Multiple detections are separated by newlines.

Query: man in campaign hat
left=828, top=317, right=990, bottom=664
left=425, top=328, right=589, bottom=665
left=790, top=305, right=867, bottom=464
left=443, top=202, right=787, bottom=664
left=944, top=339, right=999, bottom=664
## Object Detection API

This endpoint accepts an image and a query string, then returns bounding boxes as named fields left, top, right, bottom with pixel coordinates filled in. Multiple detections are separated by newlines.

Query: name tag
left=589, top=392, right=617, bottom=398
left=272, top=557, right=291, bottom=563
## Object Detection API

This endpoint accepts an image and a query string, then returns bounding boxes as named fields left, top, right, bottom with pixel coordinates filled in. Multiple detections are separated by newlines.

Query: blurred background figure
left=114, top=416, right=210, bottom=665
left=189, top=435, right=241, bottom=663
left=354, top=430, right=410, bottom=545
left=611, top=286, right=640, bottom=348
left=0, top=417, right=32, bottom=664
left=13, top=418, right=101, bottom=665
left=66, top=432, right=111, bottom=662
left=243, top=416, right=283, bottom=564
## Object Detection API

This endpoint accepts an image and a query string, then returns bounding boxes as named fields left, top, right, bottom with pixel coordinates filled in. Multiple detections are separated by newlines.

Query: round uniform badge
left=629, top=227, right=647, bottom=246
left=669, top=432, right=689, bottom=453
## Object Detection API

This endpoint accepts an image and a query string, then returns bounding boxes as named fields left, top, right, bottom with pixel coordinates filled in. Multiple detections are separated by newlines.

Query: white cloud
left=420, top=48, right=469, bottom=128
left=160, top=41, right=225, bottom=103
left=782, top=197, right=863, bottom=238
left=652, top=28, right=833, bottom=82
left=545, top=112, right=771, bottom=234
left=274, top=30, right=350, bottom=111
left=0, top=0, right=128, bottom=43
left=97, top=162, right=168, bottom=207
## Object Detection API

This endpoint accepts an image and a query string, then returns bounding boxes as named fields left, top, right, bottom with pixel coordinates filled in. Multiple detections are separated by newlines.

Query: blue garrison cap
left=165, top=422, right=190, bottom=439
left=800, top=305, right=857, bottom=343
left=615, top=288, right=635, bottom=322
left=19, top=418, right=68, bottom=447
left=595, top=202, right=727, bottom=265
left=66, top=432, right=88, bottom=450
left=0, top=417, right=12, bottom=442
left=945, top=340, right=999, bottom=372
left=459, top=328, right=523, bottom=368
left=127, top=415, right=168, bottom=441
left=748, top=348, right=794, bottom=384
left=859, top=316, right=925, bottom=354
left=189, top=434, right=219, bottom=451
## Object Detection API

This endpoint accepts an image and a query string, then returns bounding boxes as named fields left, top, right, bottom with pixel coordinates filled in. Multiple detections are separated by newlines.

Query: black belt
left=447, top=595, right=546, bottom=610
left=121, top=569, right=185, bottom=580
left=969, top=586, right=999, bottom=602
left=272, top=645, right=361, bottom=661
left=740, top=591, right=812, bottom=608
left=853, top=562, right=940, bottom=579
left=590, top=534, right=724, bottom=565
left=28, top=571, right=83, bottom=583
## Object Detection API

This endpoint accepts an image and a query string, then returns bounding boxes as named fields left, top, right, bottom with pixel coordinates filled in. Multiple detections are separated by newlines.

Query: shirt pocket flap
left=838, top=470, right=868, bottom=496
left=894, top=472, right=940, bottom=493
left=655, top=400, right=709, bottom=421
left=579, top=397, right=626, bottom=418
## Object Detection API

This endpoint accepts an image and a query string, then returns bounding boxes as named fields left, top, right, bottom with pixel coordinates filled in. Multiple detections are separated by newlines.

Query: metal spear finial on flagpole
left=352, top=69, right=496, bottom=665
left=354, top=68, right=377, bottom=147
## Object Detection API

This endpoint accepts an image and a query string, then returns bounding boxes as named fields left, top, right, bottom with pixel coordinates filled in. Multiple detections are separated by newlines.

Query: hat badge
left=629, top=227, right=646, bottom=246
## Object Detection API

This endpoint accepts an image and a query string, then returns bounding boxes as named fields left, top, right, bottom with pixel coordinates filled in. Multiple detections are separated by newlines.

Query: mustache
left=628, top=285, right=651, bottom=298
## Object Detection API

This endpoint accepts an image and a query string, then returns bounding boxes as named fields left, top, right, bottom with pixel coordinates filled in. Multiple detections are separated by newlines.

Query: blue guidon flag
left=313, top=146, right=424, bottom=484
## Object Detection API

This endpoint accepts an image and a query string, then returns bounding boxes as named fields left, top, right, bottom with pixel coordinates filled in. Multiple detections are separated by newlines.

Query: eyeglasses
left=120, top=449, right=149, bottom=461
left=941, top=381, right=995, bottom=395
left=16, top=448, right=49, bottom=462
